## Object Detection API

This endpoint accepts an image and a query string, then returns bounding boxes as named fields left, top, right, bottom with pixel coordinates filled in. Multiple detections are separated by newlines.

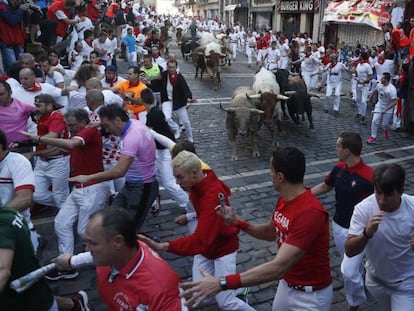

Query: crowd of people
left=1, top=1, right=414, bottom=310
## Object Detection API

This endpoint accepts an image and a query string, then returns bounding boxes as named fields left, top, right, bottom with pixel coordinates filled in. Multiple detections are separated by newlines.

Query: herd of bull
left=177, top=31, right=315, bottom=160
left=222, top=68, right=315, bottom=160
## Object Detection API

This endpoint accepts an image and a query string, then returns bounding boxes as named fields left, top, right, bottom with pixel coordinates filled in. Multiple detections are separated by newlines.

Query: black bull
left=274, top=69, right=314, bottom=130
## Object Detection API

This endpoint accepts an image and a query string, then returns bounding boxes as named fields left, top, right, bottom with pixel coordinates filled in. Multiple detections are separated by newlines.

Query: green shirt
left=0, top=206, right=54, bottom=311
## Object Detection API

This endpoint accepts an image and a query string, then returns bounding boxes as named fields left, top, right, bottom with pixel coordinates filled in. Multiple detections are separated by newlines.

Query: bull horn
left=284, top=91, right=296, bottom=96
left=219, top=102, right=237, bottom=112
left=246, top=93, right=261, bottom=99
left=250, top=108, right=264, bottom=114
left=276, top=94, right=290, bottom=101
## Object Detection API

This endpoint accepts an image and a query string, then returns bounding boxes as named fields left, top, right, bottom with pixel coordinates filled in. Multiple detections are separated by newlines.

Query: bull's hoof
left=231, top=155, right=238, bottom=161
left=252, top=151, right=260, bottom=157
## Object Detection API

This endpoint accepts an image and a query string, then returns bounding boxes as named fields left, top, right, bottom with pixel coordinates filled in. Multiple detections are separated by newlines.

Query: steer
left=221, top=87, right=264, bottom=160
left=274, top=69, right=314, bottom=130
left=191, top=46, right=206, bottom=79
left=204, top=42, right=223, bottom=90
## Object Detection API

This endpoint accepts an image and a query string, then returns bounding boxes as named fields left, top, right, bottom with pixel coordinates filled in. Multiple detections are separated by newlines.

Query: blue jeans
left=1, top=43, right=23, bottom=74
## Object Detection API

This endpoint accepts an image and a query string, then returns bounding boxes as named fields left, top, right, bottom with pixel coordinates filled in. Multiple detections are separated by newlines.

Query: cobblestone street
left=33, top=43, right=414, bottom=310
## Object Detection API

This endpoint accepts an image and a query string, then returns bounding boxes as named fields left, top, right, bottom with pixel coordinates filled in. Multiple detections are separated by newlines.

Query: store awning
left=224, top=4, right=239, bottom=11
left=323, top=0, right=393, bottom=30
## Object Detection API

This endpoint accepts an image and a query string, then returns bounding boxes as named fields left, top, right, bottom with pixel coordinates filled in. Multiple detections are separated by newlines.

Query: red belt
left=74, top=181, right=99, bottom=188
left=287, top=283, right=328, bottom=292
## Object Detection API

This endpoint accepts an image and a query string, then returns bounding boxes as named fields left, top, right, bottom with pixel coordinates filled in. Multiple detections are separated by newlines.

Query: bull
left=247, top=68, right=290, bottom=140
left=221, top=87, right=264, bottom=160
left=274, top=69, right=314, bottom=130
left=180, top=30, right=199, bottom=60
left=192, top=46, right=206, bottom=80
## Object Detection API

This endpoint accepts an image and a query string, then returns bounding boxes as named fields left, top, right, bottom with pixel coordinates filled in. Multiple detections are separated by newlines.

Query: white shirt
left=374, top=60, right=397, bottom=80
left=301, top=55, right=320, bottom=72
left=349, top=193, right=414, bottom=284
left=0, top=152, right=34, bottom=208
left=92, top=38, right=114, bottom=63
left=356, top=62, right=373, bottom=84
left=326, top=62, right=347, bottom=85
left=267, top=47, right=280, bottom=64
left=102, top=90, right=123, bottom=106
left=45, top=71, right=64, bottom=87
left=374, top=83, right=398, bottom=112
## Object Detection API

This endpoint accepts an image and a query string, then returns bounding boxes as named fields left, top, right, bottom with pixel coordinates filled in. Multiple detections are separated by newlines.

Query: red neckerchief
left=0, top=74, right=9, bottom=81
left=360, top=59, right=369, bottom=64
left=378, top=58, right=385, bottom=65
left=85, top=40, right=93, bottom=47
left=25, top=82, right=42, bottom=92
left=129, top=79, right=140, bottom=87
left=168, top=73, right=178, bottom=87
left=107, top=75, right=118, bottom=87
left=329, top=62, right=337, bottom=68
left=51, top=61, right=59, bottom=66
left=95, top=60, right=103, bottom=66
left=304, top=53, right=311, bottom=58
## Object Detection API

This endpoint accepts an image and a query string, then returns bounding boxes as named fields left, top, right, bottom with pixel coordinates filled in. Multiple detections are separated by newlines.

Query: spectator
left=0, top=0, right=29, bottom=74
left=122, top=28, right=137, bottom=67
left=47, top=0, right=82, bottom=43
left=101, top=65, right=125, bottom=88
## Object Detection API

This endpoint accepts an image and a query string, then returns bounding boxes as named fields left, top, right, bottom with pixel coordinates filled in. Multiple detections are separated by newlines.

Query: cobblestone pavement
left=32, top=43, right=414, bottom=310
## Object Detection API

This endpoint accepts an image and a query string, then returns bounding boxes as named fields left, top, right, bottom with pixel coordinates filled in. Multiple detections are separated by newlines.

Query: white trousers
left=272, top=279, right=332, bottom=311
left=246, top=47, right=256, bottom=65
left=229, top=42, right=237, bottom=59
left=370, top=111, right=393, bottom=138
left=333, top=221, right=367, bottom=307
left=127, top=51, right=138, bottom=67
left=351, top=77, right=357, bottom=100
left=192, top=252, right=255, bottom=310
left=324, top=82, right=342, bottom=112
left=156, top=148, right=188, bottom=208
left=22, top=208, right=40, bottom=254
left=393, top=99, right=403, bottom=129
left=33, top=156, right=70, bottom=208
left=365, top=272, right=414, bottom=311
left=162, top=101, right=193, bottom=141
left=278, top=56, right=289, bottom=70
left=302, top=71, right=319, bottom=92
left=356, top=85, right=370, bottom=117
left=257, top=49, right=267, bottom=63
left=54, top=181, right=110, bottom=254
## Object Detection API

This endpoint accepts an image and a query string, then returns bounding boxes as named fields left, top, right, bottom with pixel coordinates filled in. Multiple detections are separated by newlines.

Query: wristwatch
left=219, top=277, right=227, bottom=290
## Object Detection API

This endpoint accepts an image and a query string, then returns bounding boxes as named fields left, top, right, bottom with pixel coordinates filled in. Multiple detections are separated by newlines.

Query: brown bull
left=221, top=87, right=264, bottom=160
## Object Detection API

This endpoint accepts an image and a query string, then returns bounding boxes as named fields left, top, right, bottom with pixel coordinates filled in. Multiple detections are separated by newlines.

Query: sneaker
left=72, top=290, right=90, bottom=311
left=45, top=268, right=79, bottom=281
left=354, top=114, right=361, bottom=120
left=384, top=128, right=390, bottom=139
left=360, top=117, right=366, bottom=124
left=334, top=110, right=339, bottom=116
left=349, top=306, right=359, bottom=311
left=367, top=136, right=376, bottom=144
left=324, top=109, right=328, bottom=113
left=236, top=287, right=250, bottom=304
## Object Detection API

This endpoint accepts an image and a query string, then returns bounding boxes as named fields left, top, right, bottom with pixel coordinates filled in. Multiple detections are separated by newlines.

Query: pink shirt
left=0, top=98, right=35, bottom=146
left=121, top=120, right=156, bottom=183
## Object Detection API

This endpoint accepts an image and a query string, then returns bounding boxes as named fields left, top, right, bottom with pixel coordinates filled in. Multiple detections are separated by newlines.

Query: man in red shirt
left=21, top=108, right=111, bottom=279
left=140, top=150, right=255, bottom=310
left=47, top=0, right=82, bottom=42
left=180, top=147, right=333, bottom=310
left=22, top=94, right=70, bottom=210
left=53, top=207, right=188, bottom=310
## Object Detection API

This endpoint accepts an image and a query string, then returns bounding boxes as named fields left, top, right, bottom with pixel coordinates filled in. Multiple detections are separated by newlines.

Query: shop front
left=250, top=0, right=274, bottom=31
left=275, top=0, right=320, bottom=40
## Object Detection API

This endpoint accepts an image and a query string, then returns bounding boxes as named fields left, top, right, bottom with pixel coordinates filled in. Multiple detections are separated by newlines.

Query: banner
left=323, top=0, right=394, bottom=30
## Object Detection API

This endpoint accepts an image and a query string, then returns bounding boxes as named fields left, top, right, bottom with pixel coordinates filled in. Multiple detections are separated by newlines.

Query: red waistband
left=73, top=181, right=99, bottom=188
